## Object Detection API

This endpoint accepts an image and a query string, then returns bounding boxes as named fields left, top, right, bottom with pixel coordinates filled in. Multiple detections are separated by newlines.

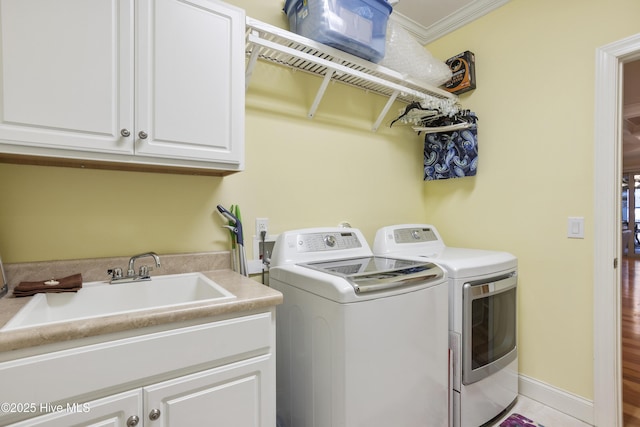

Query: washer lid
left=299, top=256, right=444, bottom=294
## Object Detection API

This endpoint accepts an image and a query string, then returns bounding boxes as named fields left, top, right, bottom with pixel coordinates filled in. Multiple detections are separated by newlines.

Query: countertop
left=0, top=253, right=282, bottom=354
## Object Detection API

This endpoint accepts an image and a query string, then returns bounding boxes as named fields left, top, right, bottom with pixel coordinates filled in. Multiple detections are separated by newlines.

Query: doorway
left=594, top=34, right=640, bottom=427
left=621, top=60, right=640, bottom=425
left=622, top=60, right=640, bottom=258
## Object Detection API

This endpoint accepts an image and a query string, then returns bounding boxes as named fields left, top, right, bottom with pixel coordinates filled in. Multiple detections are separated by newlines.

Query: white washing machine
left=270, top=227, right=449, bottom=427
left=373, top=224, right=518, bottom=427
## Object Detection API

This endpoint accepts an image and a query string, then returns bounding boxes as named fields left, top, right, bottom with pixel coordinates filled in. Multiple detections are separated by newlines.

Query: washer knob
left=324, top=235, right=336, bottom=247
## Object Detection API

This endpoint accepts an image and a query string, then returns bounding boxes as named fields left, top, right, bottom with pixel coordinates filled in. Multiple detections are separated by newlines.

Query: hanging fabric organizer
left=390, top=103, right=479, bottom=181
left=421, top=111, right=478, bottom=181
left=423, top=119, right=478, bottom=181
left=244, top=17, right=460, bottom=132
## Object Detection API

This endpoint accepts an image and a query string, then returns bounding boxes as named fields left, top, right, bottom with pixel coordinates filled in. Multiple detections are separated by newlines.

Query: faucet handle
left=108, top=267, right=123, bottom=280
left=139, top=265, right=153, bottom=278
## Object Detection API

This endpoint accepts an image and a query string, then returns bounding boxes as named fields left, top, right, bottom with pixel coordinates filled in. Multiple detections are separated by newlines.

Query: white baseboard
left=518, top=374, right=594, bottom=425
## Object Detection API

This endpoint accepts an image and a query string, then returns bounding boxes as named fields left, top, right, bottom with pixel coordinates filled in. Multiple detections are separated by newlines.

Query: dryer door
left=462, top=273, right=517, bottom=385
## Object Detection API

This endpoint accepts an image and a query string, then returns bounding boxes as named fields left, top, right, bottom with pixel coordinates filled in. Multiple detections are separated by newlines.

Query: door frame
left=594, top=33, right=640, bottom=427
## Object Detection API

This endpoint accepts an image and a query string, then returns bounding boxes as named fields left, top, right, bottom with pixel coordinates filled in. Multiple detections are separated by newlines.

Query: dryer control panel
left=393, top=227, right=439, bottom=243
left=372, top=224, right=446, bottom=256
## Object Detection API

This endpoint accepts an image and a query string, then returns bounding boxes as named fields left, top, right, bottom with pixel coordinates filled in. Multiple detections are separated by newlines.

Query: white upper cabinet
left=0, top=0, right=133, bottom=154
left=135, top=0, right=244, bottom=166
left=0, top=0, right=244, bottom=174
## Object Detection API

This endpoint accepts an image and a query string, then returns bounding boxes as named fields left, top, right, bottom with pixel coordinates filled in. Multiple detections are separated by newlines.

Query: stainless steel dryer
left=270, top=227, right=449, bottom=427
left=373, top=224, right=518, bottom=427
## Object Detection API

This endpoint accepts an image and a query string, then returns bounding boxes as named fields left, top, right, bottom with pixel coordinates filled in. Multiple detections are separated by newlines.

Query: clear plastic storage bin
left=284, top=0, right=392, bottom=63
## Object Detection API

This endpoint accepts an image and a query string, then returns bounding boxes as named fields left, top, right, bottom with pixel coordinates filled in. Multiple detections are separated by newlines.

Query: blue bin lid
left=284, top=0, right=392, bottom=15
left=377, top=0, right=393, bottom=13
left=283, top=0, right=299, bottom=14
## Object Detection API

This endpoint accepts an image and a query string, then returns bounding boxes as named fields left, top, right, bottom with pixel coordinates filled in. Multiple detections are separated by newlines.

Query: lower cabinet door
left=6, top=389, right=142, bottom=427
left=144, top=355, right=272, bottom=427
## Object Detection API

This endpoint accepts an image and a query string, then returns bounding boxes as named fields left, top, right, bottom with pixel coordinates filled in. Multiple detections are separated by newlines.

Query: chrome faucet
left=108, top=252, right=161, bottom=284
left=127, top=252, right=161, bottom=276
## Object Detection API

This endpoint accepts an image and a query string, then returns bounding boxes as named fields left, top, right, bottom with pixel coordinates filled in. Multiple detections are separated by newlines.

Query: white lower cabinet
left=6, top=390, right=143, bottom=427
left=145, top=355, right=269, bottom=426
left=8, top=356, right=270, bottom=427
left=0, top=311, right=275, bottom=426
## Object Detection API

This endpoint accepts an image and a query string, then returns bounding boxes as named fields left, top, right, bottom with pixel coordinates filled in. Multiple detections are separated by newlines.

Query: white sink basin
left=1, top=272, right=236, bottom=331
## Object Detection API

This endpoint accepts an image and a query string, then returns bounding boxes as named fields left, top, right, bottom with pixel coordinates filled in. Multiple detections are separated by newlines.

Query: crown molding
left=391, top=0, right=511, bottom=45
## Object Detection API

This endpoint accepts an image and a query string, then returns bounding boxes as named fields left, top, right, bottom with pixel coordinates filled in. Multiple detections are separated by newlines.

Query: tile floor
left=491, top=395, right=592, bottom=426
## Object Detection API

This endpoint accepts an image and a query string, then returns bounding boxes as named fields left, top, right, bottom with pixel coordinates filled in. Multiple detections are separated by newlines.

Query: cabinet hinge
left=614, top=257, right=618, bottom=269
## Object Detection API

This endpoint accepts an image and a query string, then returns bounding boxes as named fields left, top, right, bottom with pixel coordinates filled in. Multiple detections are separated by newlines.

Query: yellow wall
left=425, top=0, right=640, bottom=400
left=1, top=0, right=638, bottom=404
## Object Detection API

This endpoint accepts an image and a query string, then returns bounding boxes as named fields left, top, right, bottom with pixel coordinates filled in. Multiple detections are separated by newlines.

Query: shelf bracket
left=373, top=90, right=400, bottom=132
left=309, top=69, right=335, bottom=119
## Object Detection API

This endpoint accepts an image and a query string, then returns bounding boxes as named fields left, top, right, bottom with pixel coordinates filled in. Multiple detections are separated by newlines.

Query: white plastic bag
left=380, top=20, right=452, bottom=86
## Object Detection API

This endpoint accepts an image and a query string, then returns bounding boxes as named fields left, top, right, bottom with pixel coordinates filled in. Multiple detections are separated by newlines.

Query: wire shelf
left=245, top=17, right=458, bottom=131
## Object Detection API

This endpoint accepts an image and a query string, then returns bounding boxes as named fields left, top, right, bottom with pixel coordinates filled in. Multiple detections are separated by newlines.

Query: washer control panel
left=271, top=228, right=372, bottom=267
left=297, top=231, right=362, bottom=253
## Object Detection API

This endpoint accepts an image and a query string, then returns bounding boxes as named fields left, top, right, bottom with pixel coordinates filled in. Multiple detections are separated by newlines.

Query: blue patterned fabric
left=424, top=118, right=478, bottom=181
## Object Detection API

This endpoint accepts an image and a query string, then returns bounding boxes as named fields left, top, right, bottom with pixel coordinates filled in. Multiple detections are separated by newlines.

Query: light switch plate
left=567, top=217, right=585, bottom=239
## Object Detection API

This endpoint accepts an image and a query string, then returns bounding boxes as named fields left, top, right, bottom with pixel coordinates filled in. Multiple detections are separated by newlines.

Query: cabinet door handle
left=126, top=415, right=140, bottom=427
left=138, top=131, right=148, bottom=140
left=149, top=408, right=161, bottom=420
left=121, top=129, right=131, bottom=137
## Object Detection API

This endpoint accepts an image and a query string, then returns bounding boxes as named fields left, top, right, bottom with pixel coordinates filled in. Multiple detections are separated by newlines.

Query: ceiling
left=390, top=0, right=511, bottom=44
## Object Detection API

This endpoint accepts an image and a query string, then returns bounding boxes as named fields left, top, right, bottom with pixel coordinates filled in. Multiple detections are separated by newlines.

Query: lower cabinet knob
left=121, top=129, right=131, bottom=137
left=126, top=415, right=139, bottom=427
left=138, top=131, right=148, bottom=140
left=149, top=408, right=161, bottom=420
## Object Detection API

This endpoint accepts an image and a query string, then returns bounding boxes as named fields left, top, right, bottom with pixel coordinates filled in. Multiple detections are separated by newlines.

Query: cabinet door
left=135, top=0, right=244, bottom=166
left=144, top=355, right=273, bottom=427
left=6, top=389, right=142, bottom=427
left=0, top=0, right=134, bottom=154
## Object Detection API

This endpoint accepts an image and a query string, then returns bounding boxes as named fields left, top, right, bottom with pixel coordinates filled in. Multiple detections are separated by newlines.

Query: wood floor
left=622, top=256, right=640, bottom=426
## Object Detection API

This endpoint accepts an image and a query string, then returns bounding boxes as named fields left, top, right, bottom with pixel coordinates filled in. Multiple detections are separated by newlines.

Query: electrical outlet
left=256, top=218, right=269, bottom=237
